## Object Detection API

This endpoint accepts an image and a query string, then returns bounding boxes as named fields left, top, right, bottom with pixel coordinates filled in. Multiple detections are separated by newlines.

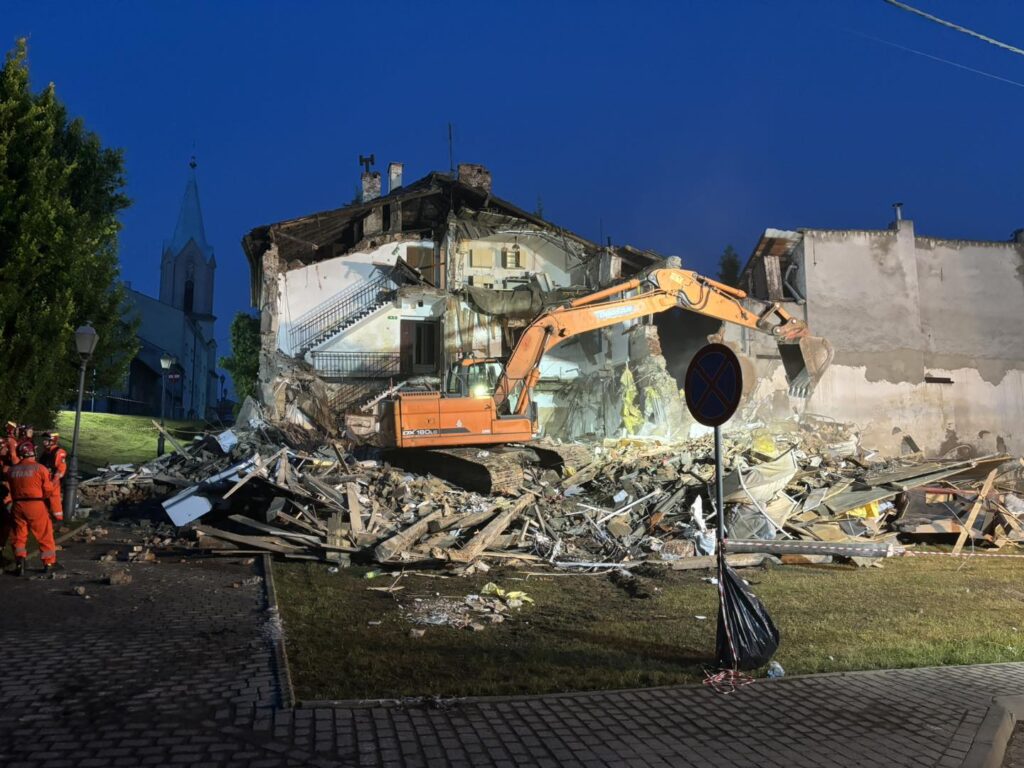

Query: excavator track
left=382, top=443, right=596, bottom=496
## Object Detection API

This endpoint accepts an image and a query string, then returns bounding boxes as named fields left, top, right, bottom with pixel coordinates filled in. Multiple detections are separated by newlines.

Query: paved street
left=2, top=522, right=1023, bottom=767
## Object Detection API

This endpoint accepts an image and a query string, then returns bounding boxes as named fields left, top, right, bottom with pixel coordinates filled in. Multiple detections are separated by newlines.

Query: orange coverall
left=0, top=464, right=11, bottom=555
left=7, top=458, right=57, bottom=565
left=4, top=435, right=19, bottom=465
left=40, top=446, right=67, bottom=519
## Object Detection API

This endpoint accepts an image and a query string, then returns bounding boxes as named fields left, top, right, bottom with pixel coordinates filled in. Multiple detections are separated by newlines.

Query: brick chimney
left=361, top=171, right=381, bottom=202
left=457, top=163, right=492, bottom=194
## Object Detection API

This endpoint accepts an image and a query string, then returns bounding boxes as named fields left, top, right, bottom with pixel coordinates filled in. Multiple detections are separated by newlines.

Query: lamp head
left=75, top=323, right=99, bottom=358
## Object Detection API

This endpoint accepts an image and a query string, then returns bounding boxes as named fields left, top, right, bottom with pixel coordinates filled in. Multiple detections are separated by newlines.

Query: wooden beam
left=151, top=420, right=189, bottom=455
left=194, top=525, right=302, bottom=554
left=227, top=514, right=324, bottom=547
left=374, top=510, right=443, bottom=562
left=347, top=482, right=364, bottom=535
left=446, top=495, right=534, bottom=563
left=952, top=468, right=998, bottom=555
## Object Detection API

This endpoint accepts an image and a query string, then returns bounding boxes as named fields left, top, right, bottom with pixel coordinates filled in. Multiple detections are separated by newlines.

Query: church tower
left=160, top=157, right=216, bottom=324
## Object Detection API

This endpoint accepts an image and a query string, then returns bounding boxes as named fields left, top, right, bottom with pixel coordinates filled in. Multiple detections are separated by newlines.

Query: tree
left=717, top=244, right=741, bottom=287
left=0, top=39, right=137, bottom=426
left=219, top=312, right=261, bottom=408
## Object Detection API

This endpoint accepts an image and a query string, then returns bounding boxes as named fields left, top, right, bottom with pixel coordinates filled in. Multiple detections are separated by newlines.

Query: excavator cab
left=445, top=359, right=504, bottom=398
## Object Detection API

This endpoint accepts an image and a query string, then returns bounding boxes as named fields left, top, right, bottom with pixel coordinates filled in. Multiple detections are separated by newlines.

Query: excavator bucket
left=778, top=336, right=834, bottom=398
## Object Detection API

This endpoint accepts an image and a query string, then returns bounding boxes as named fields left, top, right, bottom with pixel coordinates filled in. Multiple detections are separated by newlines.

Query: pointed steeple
left=166, top=156, right=213, bottom=261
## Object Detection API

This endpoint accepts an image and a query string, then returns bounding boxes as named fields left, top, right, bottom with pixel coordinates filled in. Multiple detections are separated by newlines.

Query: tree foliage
left=0, top=39, right=136, bottom=425
left=219, top=312, right=261, bottom=407
left=717, top=244, right=741, bottom=287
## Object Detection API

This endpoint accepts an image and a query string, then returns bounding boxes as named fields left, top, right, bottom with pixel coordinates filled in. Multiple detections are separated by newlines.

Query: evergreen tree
left=219, top=313, right=261, bottom=407
left=717, top=244, right=741, bottom=287
left=0, top=39, right=136, bottom=425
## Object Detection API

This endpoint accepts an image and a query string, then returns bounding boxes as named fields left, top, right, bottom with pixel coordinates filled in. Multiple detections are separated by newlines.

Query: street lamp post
left=66, top=323, right=99, bottom=521
left=158, top=353, right=175, bottom=456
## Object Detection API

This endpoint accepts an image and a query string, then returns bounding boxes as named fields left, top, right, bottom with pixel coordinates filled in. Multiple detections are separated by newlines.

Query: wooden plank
left=446, top=495, right=534, bottom=564
left=224, top=448, right=287, bottom=499
left=227, top=514, right=324, bottom=547
left=151, top=419, right=189, bottom=455
left=275, top=510, right=326, bottom=537
left=991, top=501, right=1024, bottom=535
left=952, top=468, right=998, bottom=555
left=374, top=510, right=443, bottom=562
left=194, top=525, right=302, bottom=554
left=304, top=475, right=349, bottom=512
left=347, top=482, right=364, bottom=535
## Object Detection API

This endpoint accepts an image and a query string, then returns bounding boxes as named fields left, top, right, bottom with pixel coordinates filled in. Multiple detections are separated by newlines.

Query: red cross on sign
left=684, top=343, right=743, bottom=427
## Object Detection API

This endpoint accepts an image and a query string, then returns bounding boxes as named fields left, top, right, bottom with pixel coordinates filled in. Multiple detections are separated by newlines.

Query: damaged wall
left=738, top=220, right=1024, bottom=457
left=244, top=164, right=665, bottom=436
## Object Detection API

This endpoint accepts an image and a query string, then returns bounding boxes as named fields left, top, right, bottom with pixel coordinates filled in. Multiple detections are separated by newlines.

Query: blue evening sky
left=5, top=1, right=1024, bottom=361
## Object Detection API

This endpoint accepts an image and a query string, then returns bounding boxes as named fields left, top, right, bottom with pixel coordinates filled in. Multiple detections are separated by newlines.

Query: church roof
left=166, top=162, right=213, bottom=261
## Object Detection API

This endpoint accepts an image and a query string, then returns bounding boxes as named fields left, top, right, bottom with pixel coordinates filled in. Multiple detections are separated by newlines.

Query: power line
left=847, top=28, right=1024, bottom=89
left=882, top=0, right=1024, bottom=58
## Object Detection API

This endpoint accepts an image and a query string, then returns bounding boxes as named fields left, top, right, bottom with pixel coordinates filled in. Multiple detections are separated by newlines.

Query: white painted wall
left=276, top=241, right=432, bottom=354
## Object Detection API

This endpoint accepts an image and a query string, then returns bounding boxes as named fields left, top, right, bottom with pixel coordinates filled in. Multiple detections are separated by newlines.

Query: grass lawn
left=275, top=554, right=1024, bottom=701
left=52, top=411, right=205, bottom=474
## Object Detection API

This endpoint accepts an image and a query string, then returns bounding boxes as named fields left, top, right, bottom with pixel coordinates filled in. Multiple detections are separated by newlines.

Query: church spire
left=167, top=156, right=213, bottom=261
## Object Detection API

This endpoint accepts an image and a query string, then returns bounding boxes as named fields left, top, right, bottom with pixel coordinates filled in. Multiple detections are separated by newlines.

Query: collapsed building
left=733, top=211, right=1024, bottom=458
left=241, top=162, right=691, bottom=441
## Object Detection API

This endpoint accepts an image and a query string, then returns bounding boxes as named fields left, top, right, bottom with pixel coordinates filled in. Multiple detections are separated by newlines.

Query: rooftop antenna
left=359, top=154, right=375, bottom=174
left=448, top=122, right=455, bottom=174
left=189, top=155, right=197, bottom=170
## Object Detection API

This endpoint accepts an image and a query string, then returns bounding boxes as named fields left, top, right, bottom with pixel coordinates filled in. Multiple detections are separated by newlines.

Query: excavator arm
left=492, top=267, right=832, bottom=415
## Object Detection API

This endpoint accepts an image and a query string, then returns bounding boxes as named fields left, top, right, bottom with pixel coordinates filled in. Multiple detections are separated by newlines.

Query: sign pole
left=714, top=423, right=725, bottom=553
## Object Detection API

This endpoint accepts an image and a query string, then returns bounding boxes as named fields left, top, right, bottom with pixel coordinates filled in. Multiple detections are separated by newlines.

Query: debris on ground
left=106, top=570, right=132, bottom=586
left=76, top=413, right=1024, bottom=572
left=402, top=584, right=531, bottom=631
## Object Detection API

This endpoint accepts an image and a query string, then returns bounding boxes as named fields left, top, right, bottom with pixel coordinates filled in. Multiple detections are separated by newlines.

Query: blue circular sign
left=684, top=343, right=743, bottom=427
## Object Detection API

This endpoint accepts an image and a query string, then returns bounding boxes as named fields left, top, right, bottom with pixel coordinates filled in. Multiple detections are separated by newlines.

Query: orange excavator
left=359, top=266, right=832, bottom=492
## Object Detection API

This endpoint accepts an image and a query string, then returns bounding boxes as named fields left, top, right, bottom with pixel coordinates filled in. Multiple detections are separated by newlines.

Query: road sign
left=684, top=343, right=743, bottom=428
left=167, top=373, right=182, bottom=382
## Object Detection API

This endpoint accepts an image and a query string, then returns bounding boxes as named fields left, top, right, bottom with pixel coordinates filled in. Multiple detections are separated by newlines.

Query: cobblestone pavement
left=2, top=523, right=1024, bottom=767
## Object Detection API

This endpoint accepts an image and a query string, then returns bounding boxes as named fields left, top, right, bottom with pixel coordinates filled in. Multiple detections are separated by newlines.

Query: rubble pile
left=78, top=413, right=1024, bottom=571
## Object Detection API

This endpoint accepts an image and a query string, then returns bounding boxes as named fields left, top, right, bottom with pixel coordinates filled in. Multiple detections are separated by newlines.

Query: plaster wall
left=741, top=221, right=1024, bottom=457
left=453, top=234, right=576, bottom=290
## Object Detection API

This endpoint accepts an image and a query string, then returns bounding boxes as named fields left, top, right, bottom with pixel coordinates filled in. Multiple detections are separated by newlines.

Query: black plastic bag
left=715, top=560, right=780, bottom=670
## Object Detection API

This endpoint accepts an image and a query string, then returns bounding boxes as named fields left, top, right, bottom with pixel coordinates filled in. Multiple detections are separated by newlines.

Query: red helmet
left=16, top=442, right=35, bottom=459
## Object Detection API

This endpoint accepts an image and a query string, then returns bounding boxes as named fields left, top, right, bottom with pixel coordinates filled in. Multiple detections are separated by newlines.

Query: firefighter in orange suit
left=4, top=421, right=19, bottom=466
left=39, top=432, right=67, bottom=520
left=0, top=461, right=11, bottom=565
left=8, top=442, right=58, bottom=576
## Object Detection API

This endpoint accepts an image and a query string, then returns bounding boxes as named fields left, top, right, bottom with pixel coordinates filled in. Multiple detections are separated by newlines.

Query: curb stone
left=296, top=663, right=1024, bottom=711
left=964, top=694, right=1024, bottom=768
left=261, top=553, right=297, bottom=709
